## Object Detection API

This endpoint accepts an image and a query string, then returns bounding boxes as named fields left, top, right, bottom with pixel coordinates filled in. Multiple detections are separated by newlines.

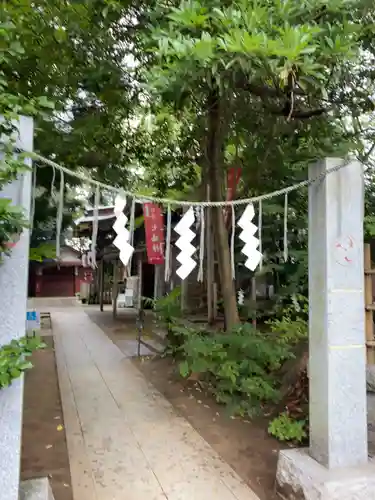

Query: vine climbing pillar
left=0, top=116, right=33, bottom=500
left=276, top=158, right=373, bottom=499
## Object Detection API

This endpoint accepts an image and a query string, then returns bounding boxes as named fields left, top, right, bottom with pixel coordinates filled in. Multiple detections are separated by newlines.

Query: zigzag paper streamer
left=174, top=207, right=196, bottom=280
left=113, top=194, right=134, bottom=266
left=238, top=204, right=262, bottom=271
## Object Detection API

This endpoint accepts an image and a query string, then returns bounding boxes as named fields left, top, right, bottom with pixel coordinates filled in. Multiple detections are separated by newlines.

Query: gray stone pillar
left=308, top=157, right=367, bottom=468
left=0, top=116, right=33, bottom=500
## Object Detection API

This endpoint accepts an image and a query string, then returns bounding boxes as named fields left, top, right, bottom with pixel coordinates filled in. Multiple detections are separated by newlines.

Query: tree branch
left=236, top=80, right=305, bottom=98
left=273, top=106, right=327, bottom=119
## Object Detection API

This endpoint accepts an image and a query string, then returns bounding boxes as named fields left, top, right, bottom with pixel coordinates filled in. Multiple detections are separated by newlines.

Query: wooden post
left=154, top=264, right=163, bottom=300
left=252, top=276, right=257, bottom=328
left=99, top=259, right=105, bottom=312
left=181, top=277, right=188, bottom=314
left=213, top=282, right=218, bottom=321
left=112, top=259, right=119, bottom=319
left=137, top=253, right=143, bottom=310
left=364, top=243, right=375, bottom=364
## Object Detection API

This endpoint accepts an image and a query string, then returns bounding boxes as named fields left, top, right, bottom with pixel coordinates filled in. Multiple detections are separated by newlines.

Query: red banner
left=224, top=167, right=242, bottom=226
left=227, top=167, right=242, bottom=201
left=143, top=203, right=165, bottom=265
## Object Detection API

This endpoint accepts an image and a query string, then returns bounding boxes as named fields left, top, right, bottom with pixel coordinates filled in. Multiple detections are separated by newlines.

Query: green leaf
left=37, top=96, right=55, bottom=109
left=18, top=361, right=33, bottom=371
left=179, top=360, right=190, bottom=378
left=9, top=368, right=21, bottom=379
left=0, top=373, right=10, bottom=387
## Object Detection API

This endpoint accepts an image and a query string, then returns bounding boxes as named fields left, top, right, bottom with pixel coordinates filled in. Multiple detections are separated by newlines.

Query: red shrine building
left=28, top=245, right=93, bottom=298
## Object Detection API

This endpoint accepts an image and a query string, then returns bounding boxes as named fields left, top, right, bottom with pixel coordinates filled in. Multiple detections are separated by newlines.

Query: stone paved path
left=52, top=307, right=260, bottom=500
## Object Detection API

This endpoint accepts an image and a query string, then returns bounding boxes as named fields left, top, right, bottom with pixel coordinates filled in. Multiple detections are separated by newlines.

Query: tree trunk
left=206, top=89, right=239, bottom=329
left=206, top=184, right=215, bottom=324
left=199, top=164, right=214, bottom=323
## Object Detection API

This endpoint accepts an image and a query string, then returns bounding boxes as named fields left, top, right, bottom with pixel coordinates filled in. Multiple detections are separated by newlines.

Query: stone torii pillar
left=276, top=158, right=374, bottom=500
left=0, top=117, right=33, bottom=500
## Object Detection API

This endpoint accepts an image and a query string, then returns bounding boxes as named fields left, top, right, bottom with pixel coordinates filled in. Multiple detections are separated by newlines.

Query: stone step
left=20, top=478, right=54, bottom=500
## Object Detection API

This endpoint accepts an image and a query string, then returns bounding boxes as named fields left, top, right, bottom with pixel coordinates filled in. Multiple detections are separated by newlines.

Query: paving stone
left=52, top=307, right=260, bottom=500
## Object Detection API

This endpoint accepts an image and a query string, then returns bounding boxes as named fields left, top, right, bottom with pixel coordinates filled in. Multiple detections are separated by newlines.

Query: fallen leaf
left=57, top=425, right=64, bottom=431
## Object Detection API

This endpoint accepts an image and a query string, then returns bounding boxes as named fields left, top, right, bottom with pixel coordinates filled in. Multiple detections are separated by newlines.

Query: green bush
left=0, top=336, right=46, bottom=389
left=266, top=294, right=308, bottom=345
left=153, top=287, right=182, bottom=351
left=177, top=323, right=295, bottom=417
left=154, top=287, right=182, bottom=324
left=156, top=292, right=309, bottom=420
left=0, top=199, right=27, bottom=259
left=268, top=412, right=307, bottom=443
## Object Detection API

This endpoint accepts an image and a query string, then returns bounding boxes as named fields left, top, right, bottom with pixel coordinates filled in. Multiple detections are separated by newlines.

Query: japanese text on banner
left=143, top=203, right=165, bottom=265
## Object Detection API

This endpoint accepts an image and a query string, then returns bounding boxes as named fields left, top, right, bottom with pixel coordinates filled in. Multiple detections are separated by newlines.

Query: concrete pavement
left=50, top=305, right=260, bottom=500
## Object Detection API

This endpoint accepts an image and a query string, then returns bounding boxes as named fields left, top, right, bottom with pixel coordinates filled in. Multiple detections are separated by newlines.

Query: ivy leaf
left=18, top=361, right=33, bottom=371
left=0, top=373, right=10, bottom=387
left=9, top=368, right=21, bottom=379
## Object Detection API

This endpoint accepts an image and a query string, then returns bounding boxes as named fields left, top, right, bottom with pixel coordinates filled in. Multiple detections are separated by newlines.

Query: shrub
left=266, top=294, right=308, bottom=345
left=0, top=336, right=46, bottom=389
left=177, top=323, right=295, bottom=417
left=153, top=287, right=183, bottom=351
left=156, top=291, right=309, bottom=421
left=268, top=412, right=307, bottom=443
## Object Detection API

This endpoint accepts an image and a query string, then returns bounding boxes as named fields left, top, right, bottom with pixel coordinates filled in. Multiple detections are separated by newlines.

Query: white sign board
left=26, top=310, right=40, bottom=335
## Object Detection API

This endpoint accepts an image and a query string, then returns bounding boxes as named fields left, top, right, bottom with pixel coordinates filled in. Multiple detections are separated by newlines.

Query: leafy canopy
left=148, top=0, right=368, bottom=107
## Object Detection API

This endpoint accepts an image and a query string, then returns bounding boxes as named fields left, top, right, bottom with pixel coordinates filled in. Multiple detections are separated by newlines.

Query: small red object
left=4, top=233, right=20, bottom=248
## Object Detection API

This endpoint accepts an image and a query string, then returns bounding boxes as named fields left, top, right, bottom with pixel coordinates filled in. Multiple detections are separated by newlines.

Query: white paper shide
left=237, top=289, right=245, bottom=305
left=238, top=203, right=262, bottom=271
left=174, top=207, right=196, bottom=280
left=113, top=194, right=134, bottom=266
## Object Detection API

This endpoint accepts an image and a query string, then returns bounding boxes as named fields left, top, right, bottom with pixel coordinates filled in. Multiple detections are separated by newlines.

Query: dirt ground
left=21, top=336, right=73, bottom=500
